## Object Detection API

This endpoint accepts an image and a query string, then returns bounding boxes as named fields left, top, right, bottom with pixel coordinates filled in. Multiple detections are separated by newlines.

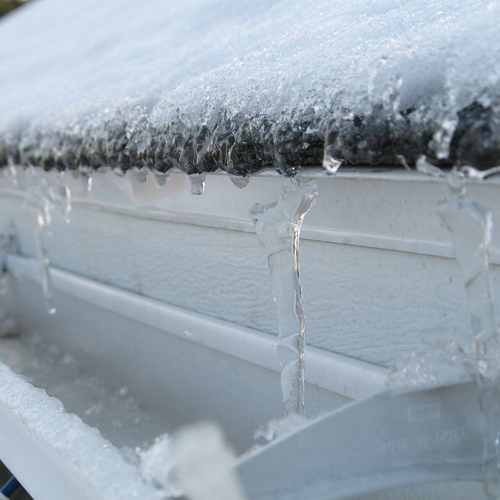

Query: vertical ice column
left=251, top=178, right=318, bottom=416
left=23, top=167, right=57, bottom=315
left=438, top=171, right=500, bottom=496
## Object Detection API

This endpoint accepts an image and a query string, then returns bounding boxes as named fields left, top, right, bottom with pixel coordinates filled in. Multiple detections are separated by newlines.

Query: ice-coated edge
left=0, top=361, right=162, bottom=500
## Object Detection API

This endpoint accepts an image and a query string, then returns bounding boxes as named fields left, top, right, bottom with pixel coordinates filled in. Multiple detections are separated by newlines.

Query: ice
left=437, top=170, right=500, bottom=495
left=0, top=0, right=498, bottom=174
left=0, top=358, right=163, bottom=500
left=152, top=169, right=170, bottom=187
left=229, top=174, right=251, bottom=189
left=140, top=434, right=182, bottom=498
left=387, top=338, right=474, bottom=390
left=57, top=171, right=72, bottom=224
left=22, top=167, right=57, bottom=315
left=251, top=178, right=317, bottom=415
left=188, top=173, right=207, bottom=195
left=253, top=414, right=309, bottom=444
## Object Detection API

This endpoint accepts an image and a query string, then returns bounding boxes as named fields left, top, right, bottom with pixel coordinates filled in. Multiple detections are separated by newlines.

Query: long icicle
left=251, top=178, right=318, bottom=416
left=438, top=169, right=500, bottom=496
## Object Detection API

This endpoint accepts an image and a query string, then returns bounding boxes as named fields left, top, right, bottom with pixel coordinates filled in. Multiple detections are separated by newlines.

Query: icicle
left=113, top=166, right=126, bottom=177
left=23, top=167, right=56, bottom=315
left=79, top=166, right=93, bottom=193
left=189, top=172, right=207, bottom=195
left=416, top=155, right=445, bottom=178
left=7, top=163, right=18, bottom=186
left=132, top=166, right=149, bottom=183
left=229, top=174, right=250, bottom=189
left=395, top=154, right=411, bottom=170
left=152, top=168, right=170, bottom=187
left=35, top=207, right=56, bottom=314
left=433, top=115, right=458, bottom=161
left=58, top=171, right=72, bottom=224
left=251, top=178, right=318, bottom=416
left=438, top=169, right=500, bottom=496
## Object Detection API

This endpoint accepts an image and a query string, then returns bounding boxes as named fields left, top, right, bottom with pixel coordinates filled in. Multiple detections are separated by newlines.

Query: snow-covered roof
left=0, top=0, right=499, bottom=175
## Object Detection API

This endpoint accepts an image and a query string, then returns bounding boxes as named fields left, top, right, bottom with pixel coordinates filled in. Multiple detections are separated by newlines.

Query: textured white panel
left=2, top=171, right=500, bottom=367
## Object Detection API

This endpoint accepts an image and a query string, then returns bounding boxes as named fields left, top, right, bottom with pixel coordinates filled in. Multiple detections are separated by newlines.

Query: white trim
left=2, top=168, right=500, bottom=263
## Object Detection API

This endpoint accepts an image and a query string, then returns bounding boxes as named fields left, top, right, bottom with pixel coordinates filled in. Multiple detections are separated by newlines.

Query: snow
left=0, top=0, right=498, bottom=174
left=0, top=358, right=163, bottom=500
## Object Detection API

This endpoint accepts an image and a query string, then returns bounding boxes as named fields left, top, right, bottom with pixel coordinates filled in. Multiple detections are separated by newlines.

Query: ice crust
left=0, top=359, right=163, bottom=500
left=0, top=0, right=498, bottom=175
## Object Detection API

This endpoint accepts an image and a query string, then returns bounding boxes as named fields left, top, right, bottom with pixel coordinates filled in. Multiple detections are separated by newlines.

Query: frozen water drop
left=416, top=155, right=444, bottom=178
left=395, top=155, right=411, bottom=170
left=152, top=168, right=170, bottom=187
left=230, top=174, right=250, bottom=189
left=113, top=167, right=126, bottom=177
left=322, top=154, right=343, bottom=175
left=189, top=173, right=207, bottom=195
left=132, top=166, right=148, bottom=183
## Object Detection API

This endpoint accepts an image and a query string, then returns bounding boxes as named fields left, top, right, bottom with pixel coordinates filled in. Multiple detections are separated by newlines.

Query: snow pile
left=0, top=0, right=498, bottom=174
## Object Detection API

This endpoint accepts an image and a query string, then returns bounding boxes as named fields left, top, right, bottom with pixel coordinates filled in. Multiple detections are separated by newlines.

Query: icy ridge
left=0, top=0, right=498, bottom=175
left=0, top=361, right=162, bottom=500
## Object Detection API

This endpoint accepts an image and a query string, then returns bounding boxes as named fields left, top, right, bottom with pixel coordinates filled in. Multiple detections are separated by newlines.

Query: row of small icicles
left=3, top=154, right=500, bottom=497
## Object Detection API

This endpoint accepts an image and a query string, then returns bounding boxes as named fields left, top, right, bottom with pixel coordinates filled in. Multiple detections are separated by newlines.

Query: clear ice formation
left=189, top=173, right=207, bottom=195
left=229, top=175, right=250, bottom=189
left=0, top=0, right=499, bottom=174
left=438, top=169, right=500, bottom=496
left=57, top=171, right=72, bottom=224
left=23, top=167, right=57, bottom=315
left=251, top=178, right=318, bottom=415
